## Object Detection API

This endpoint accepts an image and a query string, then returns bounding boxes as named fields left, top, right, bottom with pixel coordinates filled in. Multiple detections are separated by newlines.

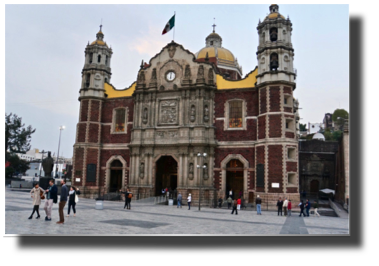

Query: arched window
left=85, top=74, right=90, bottom=88
left=270, top=53, right=279, bottom=71
left=229, top=101, right=243, bottom=128
left=98, top=55, right=101, bottom=63
left=105, top=55, right=108, bottom=65
left=89, top=53, right=93, bottom=64
left=114, top=108, right=126, bottom=132
left=270, top=27, right=278, bottom=42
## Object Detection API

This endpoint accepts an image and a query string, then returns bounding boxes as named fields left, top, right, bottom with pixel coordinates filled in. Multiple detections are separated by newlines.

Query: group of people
left=28, top=179, right=80, bottom=224
left=276, top=197, right=292, bottom=216
left=298, top=199, right=320, bottom=217
left=119, top=188, right=133, bottom=209
left=276, top=197, right=320, bottom=217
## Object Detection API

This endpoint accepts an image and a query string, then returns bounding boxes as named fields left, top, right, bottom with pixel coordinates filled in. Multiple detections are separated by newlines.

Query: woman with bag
left=67, top=186, right=78, bottom=217
left=29, top=183, right=45, bottom=219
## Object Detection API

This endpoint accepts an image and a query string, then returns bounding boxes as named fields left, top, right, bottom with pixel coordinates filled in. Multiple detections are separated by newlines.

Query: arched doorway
left=226, top=159, right=244, bottom=199
left=155, top=156, right=178, bottom=196
left=109, top=160, right=123, bottom=192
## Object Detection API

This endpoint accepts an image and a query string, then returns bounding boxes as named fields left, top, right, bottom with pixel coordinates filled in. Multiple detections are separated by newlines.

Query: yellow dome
left=90, top=40, right=108, bottom=46
left=197, top=47, right=235, bottom=62
left=265, top=12, right=285, bottom=20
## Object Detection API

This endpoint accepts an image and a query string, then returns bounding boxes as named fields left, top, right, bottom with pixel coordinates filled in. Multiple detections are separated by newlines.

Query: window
left=89, top=53, right=93, bottom=64
left=288, top=173, right=296, bottom=186
left=98, top=55, right=101, bottom=63
left=105, top=55, right=108, bottom=65
left=286, top=118, right=294, bottom=131
left=86, top=164, right=96, bottom=182
left=114, top=109, right=126, bottom=132
left=284, top=95, right=292, bottom=106
left=210, top=41, right=213, bottom=45
left=270, top=27, right=278, bottom=42
left=229, top=101, right=243, bottom=128
left=287, top=148, right=296, bottom=160
left=85, top=74, right=90, bottom=88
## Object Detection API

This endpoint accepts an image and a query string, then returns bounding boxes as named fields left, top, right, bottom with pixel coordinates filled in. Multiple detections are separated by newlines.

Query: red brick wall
left=86, top=148, right=99, bottom=186
left=214, top=148, right=255, bottom=168
left=77, top=124, right=86, bottom=142
left=73, top=148, right=84, bottom=178
left=287, top=162, right=297, bottom=172
left=269, top=86, right=281, bottom=112
left=284, top=107, right=292, bottom=113
left=90, top=100, right=101, bottom=122
left=283, top=86, right=292, bottom=94
left=256, top=146, right=265, bottom=165
left=286, top=187, right=298, bottom=193
left=285, top=132, right=295, bottom=138
left=258, top=116, right=266, bottom=139
left=215, top=119, right=257, bottom=141
left=268, top=145, right=283, bottom=193
left=269, top=115, right=282, bottom=138
left=88, top=124, right=99, bottom=143
left=80, top=100, right=89, bottom=122
left=214, top=90, right=258, bottom=117
left=101, top=98, right=134, bottom=123
left=260, top=88, right=267, bottom=114
left=284, top=114, right=294, bottom=119
left=101, top=125, right=131, bottom=143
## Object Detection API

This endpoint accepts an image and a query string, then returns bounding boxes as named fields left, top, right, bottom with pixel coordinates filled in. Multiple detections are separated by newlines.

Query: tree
left=299, top=123, right=307, bottom=131
left=5, top=113, right=36, bottom=162
left=332, top=109, right=349, bottom=130
left=6, top=154, right=30, bottom=178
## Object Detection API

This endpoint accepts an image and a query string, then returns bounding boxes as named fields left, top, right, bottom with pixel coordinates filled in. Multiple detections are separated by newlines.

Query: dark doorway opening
left=310, top=179, right=319, bottom=195
left=155, top=156, right=178, bottom=196
left=109, top=160, right=123, bottom=192
left=226, top=159, right=244, bottom=199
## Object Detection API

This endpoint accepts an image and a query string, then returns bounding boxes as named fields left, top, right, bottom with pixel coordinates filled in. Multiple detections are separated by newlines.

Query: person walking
left=121, top=188, right=132, bottom=210
left=187, top=193, right=191, bottom=210
left=44, top=179, right=57, bottom=221
left=288, top=199, right=292, bottom=216
left=231, top=199, right=238, bottom=215
left=177, top=192, right=182, bottom=208
left=313, top=200, right=320, bottom=217
left=28, top=183, right=45, bottom=219
left=57, top=180, right=68, bottom=224
left=298, top=200, right=305, bottom=217
left=67, top=186, right=78, bottom=217
left=237, top=198, right=241, bottom=211
left=227, top=196, right=232, bottom=209
left=277, top=197, right=283, bottom=216
left=283, top=197, right=288, bottom=216
left=256, top=195, right=262, bottom=215
left=305, top=199, right=311, bottom=217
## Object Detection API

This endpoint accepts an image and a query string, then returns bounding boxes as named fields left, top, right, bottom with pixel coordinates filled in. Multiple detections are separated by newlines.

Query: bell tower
left=79, top=25, right=113, bottom=99
left=256, top=4, right=295, bottom=84
left=255, top=5, right=300, bottom=202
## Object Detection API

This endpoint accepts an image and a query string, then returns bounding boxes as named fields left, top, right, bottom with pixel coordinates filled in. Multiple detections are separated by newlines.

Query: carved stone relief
left=142, top=107, right=148, bottom=124
left=94, top=73, right=101, bottom=88
left=188, top=163, right=194, bottom=180
left=196, top=65, right=205, bottom=84
left=168, top=45, right=176, bottom=58
left=139, top=162, right=144, bottom=179
left=203, top=105, right=209, bottom=122
left=208, top=68, right=214, bottom=84
left=159, top=100, right=178, bottom=125
left=190, top=105, right=196, bottom=122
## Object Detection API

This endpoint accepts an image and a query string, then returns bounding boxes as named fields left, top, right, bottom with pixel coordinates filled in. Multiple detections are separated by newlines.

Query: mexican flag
left=162, top=15, right=175, bottom=35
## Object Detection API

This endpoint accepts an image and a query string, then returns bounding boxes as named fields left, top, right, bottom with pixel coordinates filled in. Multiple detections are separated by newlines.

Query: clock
left=166, top=71, right=176, bottom=81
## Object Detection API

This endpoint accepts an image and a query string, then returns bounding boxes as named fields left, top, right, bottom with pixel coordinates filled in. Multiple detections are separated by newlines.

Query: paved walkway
left=5, top=189, right=349, bottom=235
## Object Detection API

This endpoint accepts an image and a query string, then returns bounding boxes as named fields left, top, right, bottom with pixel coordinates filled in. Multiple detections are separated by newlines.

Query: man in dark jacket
left=231, top=199, right=238, bottom=215
left=44, top=179, right=57, bottom=221
left=57, top=180, right=68, bottom=224
left=305, top=199, right=311, bottom=217
left=277, top=197, right=283, bottom=216
left=120, top=188, right=132, bottom=210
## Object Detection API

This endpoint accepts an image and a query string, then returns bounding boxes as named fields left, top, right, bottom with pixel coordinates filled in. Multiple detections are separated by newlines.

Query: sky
left=4, top=4, right=349, bottom=158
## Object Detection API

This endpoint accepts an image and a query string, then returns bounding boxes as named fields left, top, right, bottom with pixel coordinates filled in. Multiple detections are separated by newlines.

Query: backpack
left=128, top=193, right=133, bottom=199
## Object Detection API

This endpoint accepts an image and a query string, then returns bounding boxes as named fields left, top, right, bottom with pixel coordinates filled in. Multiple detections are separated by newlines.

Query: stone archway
left=105, top=155, right=128, bottom=192
left=153, top=154, right=179, bottom=196
left=220, top=154, right=249, bottom=199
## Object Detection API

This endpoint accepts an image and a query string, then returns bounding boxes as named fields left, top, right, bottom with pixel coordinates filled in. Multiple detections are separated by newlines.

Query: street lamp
left=197, top=152, right=207, bottom=211
left=56, top=125, right=65, bottom=179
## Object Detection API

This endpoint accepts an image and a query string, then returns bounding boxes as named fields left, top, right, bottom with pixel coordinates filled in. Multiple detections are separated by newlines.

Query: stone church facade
left=72, top=4, right=300, bottom=205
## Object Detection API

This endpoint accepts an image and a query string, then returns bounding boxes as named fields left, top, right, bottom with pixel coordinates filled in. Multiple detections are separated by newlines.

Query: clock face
left=166, top=71, right=176, bottom=81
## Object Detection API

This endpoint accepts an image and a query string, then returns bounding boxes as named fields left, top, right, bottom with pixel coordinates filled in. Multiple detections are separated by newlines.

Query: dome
left=312, top=133, right=325, bottom=141
left=90, top=30, right=108, bottom=47
left=264, top=4, right=286, bottom=21
left=196, top=46, right=235, bottom=62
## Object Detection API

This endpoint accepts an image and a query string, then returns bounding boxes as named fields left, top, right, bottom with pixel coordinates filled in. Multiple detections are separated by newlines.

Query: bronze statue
left=42, top=151, right=54, bottom=177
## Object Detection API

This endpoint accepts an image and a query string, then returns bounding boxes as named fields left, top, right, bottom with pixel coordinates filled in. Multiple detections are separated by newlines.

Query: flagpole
left=173, top=11, right=175, bottom=41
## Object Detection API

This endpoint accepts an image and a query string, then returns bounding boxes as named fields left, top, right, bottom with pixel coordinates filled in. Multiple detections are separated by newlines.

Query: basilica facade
left=72, top=4, right=300, bottom=205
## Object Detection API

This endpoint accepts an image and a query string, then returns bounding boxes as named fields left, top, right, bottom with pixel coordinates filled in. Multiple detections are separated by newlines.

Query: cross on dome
left=212, top=18, right=216, bottom=33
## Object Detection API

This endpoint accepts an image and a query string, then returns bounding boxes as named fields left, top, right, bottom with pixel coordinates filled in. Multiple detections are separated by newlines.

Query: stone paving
left=5, top=188, right=349, bottom=235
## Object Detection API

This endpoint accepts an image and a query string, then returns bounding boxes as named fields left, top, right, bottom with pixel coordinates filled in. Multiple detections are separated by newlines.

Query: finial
left=100, top=18, right=103, bottom=32
left=212, top=18, right=216, bottom=33
left=140, top=60, right=144, bottom=69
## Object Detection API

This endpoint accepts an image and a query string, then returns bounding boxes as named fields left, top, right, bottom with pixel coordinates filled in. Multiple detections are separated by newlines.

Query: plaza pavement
left=5, top=188, right=349, bottom=235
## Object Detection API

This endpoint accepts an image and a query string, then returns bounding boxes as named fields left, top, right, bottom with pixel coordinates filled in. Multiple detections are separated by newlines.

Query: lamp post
left=56, top=126, right=65, bottom=178
left=197, top=152, right=207, bottom=211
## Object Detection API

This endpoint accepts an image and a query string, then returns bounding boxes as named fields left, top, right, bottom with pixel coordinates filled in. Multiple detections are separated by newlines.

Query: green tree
left=6, top=154, right=30, bottom=177
left=299, top=123, right=307, bottom=131
left=324, top=128, right=333, bottom=141
left=332, top=109, right=349, bottom=129
left=5, top=113, right=36, bottom=162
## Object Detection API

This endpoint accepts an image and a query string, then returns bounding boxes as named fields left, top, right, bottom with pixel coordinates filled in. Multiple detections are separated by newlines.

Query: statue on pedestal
left=42, top=151, right=54, bottom=177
